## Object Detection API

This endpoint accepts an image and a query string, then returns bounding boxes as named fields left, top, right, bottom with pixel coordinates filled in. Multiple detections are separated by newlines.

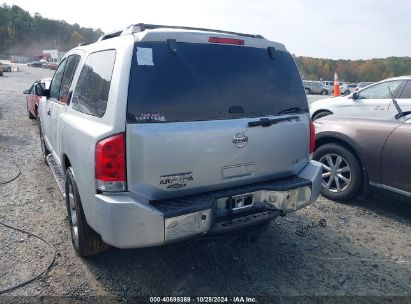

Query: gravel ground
left=0, top=66, right=410, bottom=303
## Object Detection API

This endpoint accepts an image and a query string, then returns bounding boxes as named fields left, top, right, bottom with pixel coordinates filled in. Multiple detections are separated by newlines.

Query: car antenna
left=388, top=86, right=403, bottom=119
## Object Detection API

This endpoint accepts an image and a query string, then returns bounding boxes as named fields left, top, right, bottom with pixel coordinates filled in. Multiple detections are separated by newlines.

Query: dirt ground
left=0, top=66, right=410, bottom=303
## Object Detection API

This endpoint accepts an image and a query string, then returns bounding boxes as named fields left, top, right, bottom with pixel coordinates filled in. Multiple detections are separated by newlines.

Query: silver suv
left=38, top=24, right=322, bottom=256
left=303, top=81, right=330, bottom=95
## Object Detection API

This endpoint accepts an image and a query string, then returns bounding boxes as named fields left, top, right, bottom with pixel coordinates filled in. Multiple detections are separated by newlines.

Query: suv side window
left=399, top=81, right=411, bottom=99
left=358, top=80, right=402, bottom=99
left=59, top=55, right=81, bottom=104
left=72, top=50, right=116, bottom=117
left=49, top=59, right=67, bottom=100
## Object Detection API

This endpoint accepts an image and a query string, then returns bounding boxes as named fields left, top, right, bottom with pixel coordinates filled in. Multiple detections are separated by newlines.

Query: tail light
left=309, top=121, right=316, bottom=156
left=95, top=133, right=126, bottom=192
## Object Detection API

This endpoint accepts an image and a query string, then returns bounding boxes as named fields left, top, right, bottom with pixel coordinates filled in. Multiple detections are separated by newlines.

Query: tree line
left=294, top=56, right=411, bottom=83
left=0, top=3, right=102, bottom=56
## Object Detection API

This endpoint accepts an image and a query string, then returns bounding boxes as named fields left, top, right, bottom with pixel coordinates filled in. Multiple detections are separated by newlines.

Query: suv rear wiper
left=248, top=116, right=299, bottom=127
left=278, top=107, right=304, bottom=114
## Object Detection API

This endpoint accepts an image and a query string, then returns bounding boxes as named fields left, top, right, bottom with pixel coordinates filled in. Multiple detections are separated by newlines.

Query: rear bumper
left=95, top=160, right=322, bottom=248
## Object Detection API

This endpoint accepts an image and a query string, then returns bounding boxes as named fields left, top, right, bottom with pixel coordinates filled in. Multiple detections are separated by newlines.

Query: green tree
left=0, top=3, right=101, bottom=55
left=70, top=31, right=84, bottom=47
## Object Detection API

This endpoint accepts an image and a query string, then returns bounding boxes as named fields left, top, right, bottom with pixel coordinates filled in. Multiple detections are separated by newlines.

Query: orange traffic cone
left=334, top=72, right=341, bottom=97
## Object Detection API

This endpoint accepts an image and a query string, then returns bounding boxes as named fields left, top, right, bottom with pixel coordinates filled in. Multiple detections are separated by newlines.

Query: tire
left=314, top=143, right=362, bottom=202
left=28, top=105, right=36, bottom=119
left=312, top=110, right=332, bottom=121
left=39, top=120, right=50, bottom=165
left=321, top=89, right=328, bottom=95
left=65, top=167, right=110, bottom=256
left=344, top=90, right=350, bottom=96
left=305, top=88, right=310, bottom=95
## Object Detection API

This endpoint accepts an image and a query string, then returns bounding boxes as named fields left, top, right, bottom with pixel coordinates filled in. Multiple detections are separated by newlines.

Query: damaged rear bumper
left=95, top=160, right=322, bottom=248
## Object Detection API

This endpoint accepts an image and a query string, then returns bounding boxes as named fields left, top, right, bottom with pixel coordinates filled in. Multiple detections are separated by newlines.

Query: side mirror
left=23, top=89, right=30, bottom=94
left=350, top=92, right=358, bottom=100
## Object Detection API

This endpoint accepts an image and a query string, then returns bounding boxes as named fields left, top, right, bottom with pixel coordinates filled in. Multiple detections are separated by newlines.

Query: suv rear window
left=127, top=41, right=307, bottom=123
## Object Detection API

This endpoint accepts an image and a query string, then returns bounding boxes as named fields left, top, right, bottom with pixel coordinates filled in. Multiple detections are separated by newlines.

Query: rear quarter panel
left=316, top=119, right=398, bottom=184
left=58, top=35, right=135, bottom=234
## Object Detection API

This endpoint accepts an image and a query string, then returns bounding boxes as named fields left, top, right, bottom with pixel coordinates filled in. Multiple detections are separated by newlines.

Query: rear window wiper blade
left=278, top=107, right=305, bottom=114
left=248, top=116, right=299, bottom=127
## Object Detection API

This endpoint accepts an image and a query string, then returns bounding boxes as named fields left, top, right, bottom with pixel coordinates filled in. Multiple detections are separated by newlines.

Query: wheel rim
left=319, top=153, right=351, bottom=193
left=68, top=183, right=80, bottom=248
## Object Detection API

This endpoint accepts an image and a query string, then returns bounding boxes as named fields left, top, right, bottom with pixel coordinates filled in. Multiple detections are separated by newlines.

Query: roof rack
left=98, top=29, right=123, bottom=41
left=98, top=23, right=264, bottom=41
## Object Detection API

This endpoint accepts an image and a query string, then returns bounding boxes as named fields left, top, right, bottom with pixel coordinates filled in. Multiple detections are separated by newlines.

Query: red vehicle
left=24, top=78, right=51, bottom=119
left=47, top=62, right=58, bottom=70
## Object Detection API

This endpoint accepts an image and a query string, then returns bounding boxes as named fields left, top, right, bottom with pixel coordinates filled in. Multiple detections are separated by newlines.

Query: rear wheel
left=314, top=143, right=362, bottom=202
left=65, top=167, right=110, bottom=256
left=321, top=89, right=328, bottom=95
left=344, top=90, right=350, bottom=95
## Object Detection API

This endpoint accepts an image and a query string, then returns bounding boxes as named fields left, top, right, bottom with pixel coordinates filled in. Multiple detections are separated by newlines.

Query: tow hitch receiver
left=226, top=194, right=254, bottom=212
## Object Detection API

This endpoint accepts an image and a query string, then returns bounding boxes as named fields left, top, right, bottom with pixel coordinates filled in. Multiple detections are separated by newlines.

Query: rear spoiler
left=98, top=23, right=264, bottom=42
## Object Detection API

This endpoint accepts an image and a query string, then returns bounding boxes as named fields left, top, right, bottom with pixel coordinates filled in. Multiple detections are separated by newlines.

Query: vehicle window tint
left=29, top=85, right=35, bottom=95
left=72, top=50, right=116, bottom=117
left=127, top=42, right=308, bottom=123
left=59, top=55, right=80, bottom=104
left=399, top=81, right=411, bottom=99
left=358, top=80, right=402, bottom=99
left=49, top=59, right=67, bottom=100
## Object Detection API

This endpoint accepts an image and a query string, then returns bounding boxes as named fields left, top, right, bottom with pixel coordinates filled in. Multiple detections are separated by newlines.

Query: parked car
left=314, top=100, right=411, bottom=202
left=310, top=76, right=411, bottom=120
left=322, top=80, right=334, bottom=87
left=28, top=61, right=44, bottom=68
left=47, top=62, right=58, bottom=70
left=24, top=78, right=52, bottom=119
left=38, top=23, right=322, bottom=256
left=340, top=83, right=357, bottom=95
left=3, top=63, right=12, bottom=72
left=355, top=82, right=374, bottom=91
left=303, top=80, right=330, bottom=95
left=0, top=63, right=3, bottom=76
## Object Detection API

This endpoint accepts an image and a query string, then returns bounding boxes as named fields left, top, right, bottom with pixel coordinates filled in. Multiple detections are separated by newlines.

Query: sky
left=4, top=0, right=411, bottom=60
